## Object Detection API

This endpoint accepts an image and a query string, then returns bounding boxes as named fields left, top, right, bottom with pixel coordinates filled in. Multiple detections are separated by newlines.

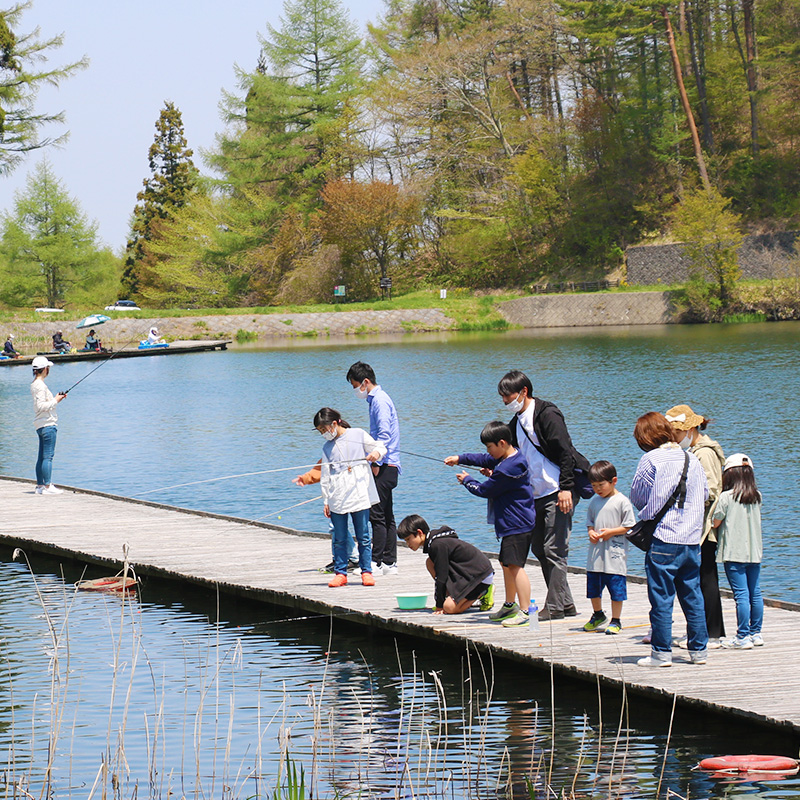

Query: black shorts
left=499, top=531, right=532, bottom=567
left=464, top=581, right=492, bottom=602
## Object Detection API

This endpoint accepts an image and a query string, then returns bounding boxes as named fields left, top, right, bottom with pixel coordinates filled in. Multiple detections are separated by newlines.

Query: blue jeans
left=724, top=562, right=763, bottom=639
left=645, top=540, right=708, bottom=655
left=330, top=509, right=372, bottom=575
left=35, top=425, right=57, bottom=486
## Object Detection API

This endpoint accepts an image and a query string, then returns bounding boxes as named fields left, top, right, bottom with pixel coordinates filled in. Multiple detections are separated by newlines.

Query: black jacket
left=423, top=526, right=493, bottom=608
left=509, top=398, right=590, bottom=493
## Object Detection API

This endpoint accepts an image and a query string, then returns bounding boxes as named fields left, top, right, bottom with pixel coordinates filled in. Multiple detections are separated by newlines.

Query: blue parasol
left=75, top=314, right=111, bottom=330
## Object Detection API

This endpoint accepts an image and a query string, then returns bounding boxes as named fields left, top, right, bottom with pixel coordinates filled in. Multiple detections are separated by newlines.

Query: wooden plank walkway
left=1, top=477, right=797, bottom=735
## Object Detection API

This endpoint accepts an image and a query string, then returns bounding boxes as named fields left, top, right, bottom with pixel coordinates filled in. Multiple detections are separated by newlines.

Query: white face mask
left=321, top=428, right=337, bottom=441
left=505, top=392, right=525, bottom=414
left=354, top=382, right=369, bottom=399
left=679, top=433, right=693, bottom=450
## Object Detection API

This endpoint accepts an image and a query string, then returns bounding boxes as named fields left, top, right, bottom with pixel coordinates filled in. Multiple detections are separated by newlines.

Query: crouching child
left=398, top=514, right=495, bottom=615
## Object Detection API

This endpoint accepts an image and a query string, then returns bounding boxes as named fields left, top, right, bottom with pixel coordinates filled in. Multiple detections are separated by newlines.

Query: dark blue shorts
left=586, top=572, right=627, bottom=601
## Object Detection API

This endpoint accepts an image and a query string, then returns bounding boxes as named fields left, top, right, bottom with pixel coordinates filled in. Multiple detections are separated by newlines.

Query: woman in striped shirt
left=630, top=412, right=709, bottom=667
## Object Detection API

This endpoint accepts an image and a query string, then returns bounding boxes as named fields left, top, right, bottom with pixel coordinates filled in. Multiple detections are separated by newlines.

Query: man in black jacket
left=498, top=370, right=591, bottom=621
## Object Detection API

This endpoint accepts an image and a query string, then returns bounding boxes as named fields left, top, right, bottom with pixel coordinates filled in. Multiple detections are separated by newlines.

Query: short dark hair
left=313, top=407, right=349, bottom=429
left=480, top=421, right=513, bottom=445
left=346, top=361, right=376, bottom=384
left=633, top=412, right=676, bottom=452
left=398, top=514, right=429, bottom=539
left=588, top=460, right=617, bottom=482
left=497, top=370, right=532, bottom=397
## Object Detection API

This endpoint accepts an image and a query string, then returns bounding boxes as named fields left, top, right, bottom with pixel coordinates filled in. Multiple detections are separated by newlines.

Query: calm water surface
left=0, top=552, right=797, bottom=799
left=0, top=321, right=797, bottom=599
left=1, top=322, right=799, bottom=796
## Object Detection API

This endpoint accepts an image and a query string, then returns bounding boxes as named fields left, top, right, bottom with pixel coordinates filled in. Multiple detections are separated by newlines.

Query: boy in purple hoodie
left=445, top=421, right=536, bottom=627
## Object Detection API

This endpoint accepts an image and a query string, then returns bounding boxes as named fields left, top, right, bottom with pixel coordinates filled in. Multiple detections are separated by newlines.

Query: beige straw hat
left=664, top=404, right=705, bottom=430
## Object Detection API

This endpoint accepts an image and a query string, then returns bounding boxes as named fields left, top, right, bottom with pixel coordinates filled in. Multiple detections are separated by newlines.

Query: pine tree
left=0, top=3, right=87, bottom=176
left=121, top=101, right=196, bottom=297
left=0, top=159, right=116, bottom=307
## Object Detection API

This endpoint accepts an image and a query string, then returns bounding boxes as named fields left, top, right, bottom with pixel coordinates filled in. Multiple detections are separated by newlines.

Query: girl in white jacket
left=315, top=407, right=385, bottom=587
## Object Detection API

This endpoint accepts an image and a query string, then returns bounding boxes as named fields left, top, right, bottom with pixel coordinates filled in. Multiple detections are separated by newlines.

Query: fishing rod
left=254, top=494, right=322, bottom=521
left=60, top=333, right=146, bottom=395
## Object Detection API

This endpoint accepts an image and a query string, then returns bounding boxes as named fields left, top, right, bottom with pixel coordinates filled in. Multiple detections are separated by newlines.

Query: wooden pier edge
left=1, top=475, right=798, bottom=737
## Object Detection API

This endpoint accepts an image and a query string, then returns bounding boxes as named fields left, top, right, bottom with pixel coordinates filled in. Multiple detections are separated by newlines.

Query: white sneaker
left=35, top=485, right=44, bottom=495
left=637, top=653, right=673, bottom=668
left=371, top=562, right=381, bottom=575
left=382, top=563, right=398, bottom=575
left=707, top=638, right=721, bottom=650
left=42, top=485, right=63, bottom=495
left=750, top=633, right=765, bottom=647
left=689, top=650, right=707, bottom=664
left=720, top=636, right=754, bottom=650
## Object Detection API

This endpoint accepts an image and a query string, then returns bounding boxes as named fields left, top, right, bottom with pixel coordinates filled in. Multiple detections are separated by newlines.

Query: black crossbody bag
left=626, top=451, right=690, bottom=552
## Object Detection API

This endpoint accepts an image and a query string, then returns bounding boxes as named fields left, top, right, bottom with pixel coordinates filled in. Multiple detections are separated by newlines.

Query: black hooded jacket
left=423, top=526, right=493, bottom=608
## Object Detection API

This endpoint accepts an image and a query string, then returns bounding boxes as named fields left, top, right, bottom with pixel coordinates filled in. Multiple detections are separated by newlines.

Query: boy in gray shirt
left=583, top=461, right=636, bottom=634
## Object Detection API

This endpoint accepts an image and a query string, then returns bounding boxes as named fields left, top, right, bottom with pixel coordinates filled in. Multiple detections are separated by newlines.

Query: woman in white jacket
left=30, top=356, right=67, bottom=495
left=315, top=407, right=385, bottom=588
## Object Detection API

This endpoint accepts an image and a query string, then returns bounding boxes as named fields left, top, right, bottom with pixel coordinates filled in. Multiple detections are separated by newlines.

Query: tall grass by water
left=1, top=549, right=696, bottom=800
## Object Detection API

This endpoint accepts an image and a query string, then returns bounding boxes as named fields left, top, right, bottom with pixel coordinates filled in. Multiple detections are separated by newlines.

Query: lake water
left=0, top=321, right=798, bottom=600
left=0, top=550, right=797, bottom=799
left=1, top=322, right=799, bottom=797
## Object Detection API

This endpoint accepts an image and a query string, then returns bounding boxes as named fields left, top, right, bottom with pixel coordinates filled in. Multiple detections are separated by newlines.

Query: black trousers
left=369, top=464, right=398, bottom=566
left=700, top=537, right=726, bottom=639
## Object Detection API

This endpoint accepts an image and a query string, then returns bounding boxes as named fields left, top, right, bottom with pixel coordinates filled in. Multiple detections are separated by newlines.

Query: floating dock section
left=0, top=477, right=797, bottom=735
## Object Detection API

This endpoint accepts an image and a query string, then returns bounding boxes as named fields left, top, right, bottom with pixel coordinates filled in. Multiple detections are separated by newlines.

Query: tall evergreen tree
left=0, top=159, right=116, bottom=307
left=121, top=101, right=196, bottom=297
left=0, top=3, right=87, bottom=176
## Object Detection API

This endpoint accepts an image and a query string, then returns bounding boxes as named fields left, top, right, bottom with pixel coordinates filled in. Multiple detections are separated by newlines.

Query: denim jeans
left=645, top=540, right=708, bottom=655
left=330, top=509, right=372, bottom=575
left=35, top=425, right=57, bottom=486
left=723, top=562, right=763, bottom=639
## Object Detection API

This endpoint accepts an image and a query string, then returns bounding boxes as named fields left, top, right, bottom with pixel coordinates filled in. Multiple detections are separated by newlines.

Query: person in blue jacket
left=444, top=421, right=536, bottom=628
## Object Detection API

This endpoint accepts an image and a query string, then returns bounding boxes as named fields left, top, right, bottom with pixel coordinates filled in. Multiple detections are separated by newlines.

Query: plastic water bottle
left=529, top=600, right=539, bottom=632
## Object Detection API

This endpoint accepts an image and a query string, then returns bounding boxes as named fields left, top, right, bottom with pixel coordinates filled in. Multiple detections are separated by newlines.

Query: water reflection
left=0, top=552, right=797, bottom=799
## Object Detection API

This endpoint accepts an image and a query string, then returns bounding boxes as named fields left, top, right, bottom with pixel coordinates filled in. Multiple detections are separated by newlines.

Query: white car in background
left=104, top=300, right=141, bottom=311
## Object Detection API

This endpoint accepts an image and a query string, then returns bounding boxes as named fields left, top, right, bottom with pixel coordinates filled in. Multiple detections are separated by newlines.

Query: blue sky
left=0, top=0, right=380, bottom=252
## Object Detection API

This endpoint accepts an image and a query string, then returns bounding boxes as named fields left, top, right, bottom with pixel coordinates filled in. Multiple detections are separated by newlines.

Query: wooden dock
left=1, top=476, right=798, bottom=735
left=0, top=340, right=231, bottom=367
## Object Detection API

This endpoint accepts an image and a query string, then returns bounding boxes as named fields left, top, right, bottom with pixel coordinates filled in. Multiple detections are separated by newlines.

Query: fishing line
left=61, top=333, right=146, bottom=394
left=136, top=458, right=371, bottom=496
left=399, top=449, right=452, bottom=464
left=254, top=494, right=322, bottom=521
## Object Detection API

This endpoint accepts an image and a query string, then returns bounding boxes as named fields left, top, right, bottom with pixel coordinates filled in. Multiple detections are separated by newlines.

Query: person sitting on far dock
left=315, top=407, right=385, bottom=588
left=82, top=329, right=102, bottom=351
left=712, top=454, right=764, bottom=649
left=4, top=334, right=21, bottom=358
left=148, top=327, right=164, bottom=344
left=398, top=514, right=494, bottom=615
left=583, top=460, right=636, bottom=635
left=445, top=421, right=535, bottom=628
left=52, top=330, right=70, bottom=352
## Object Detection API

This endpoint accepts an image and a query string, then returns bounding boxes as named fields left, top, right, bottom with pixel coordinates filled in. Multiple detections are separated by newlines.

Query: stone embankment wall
left=627, top=231, right=799, bottom=285
left=4, top=308, right=455, bottom=350
left=498, top=291, right=678, bottom=328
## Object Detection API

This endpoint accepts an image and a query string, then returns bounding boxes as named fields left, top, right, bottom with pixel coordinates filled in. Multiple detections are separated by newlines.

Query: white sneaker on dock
left=42, top=485, right=63, bottom=495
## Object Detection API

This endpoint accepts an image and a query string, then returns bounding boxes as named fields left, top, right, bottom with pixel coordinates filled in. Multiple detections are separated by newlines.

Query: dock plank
left=1, top=477, right=798, bottom=734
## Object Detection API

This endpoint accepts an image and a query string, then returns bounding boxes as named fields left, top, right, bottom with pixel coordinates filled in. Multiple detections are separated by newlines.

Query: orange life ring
left=698, top=755, right=798, bottom=774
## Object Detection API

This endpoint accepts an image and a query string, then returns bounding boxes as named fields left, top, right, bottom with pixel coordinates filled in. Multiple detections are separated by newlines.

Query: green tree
left=672, top=186, right=743, bottom=317
left=0, top=159, right=116, bottom=307
left=121, top=101, right=196, bottom=297
left=0, top=3, right=87, bottom=176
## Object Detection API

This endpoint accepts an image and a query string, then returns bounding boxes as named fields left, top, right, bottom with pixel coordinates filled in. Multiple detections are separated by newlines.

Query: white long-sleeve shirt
left=320, top=428, right=386, bottom=515
left=31, top=379, right=58, bottom=430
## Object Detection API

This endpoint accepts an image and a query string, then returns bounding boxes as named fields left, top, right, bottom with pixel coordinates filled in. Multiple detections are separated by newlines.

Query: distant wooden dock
left=1, top=476, right=798, bottom=735
left=0, top=340, right=231, bottom=367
